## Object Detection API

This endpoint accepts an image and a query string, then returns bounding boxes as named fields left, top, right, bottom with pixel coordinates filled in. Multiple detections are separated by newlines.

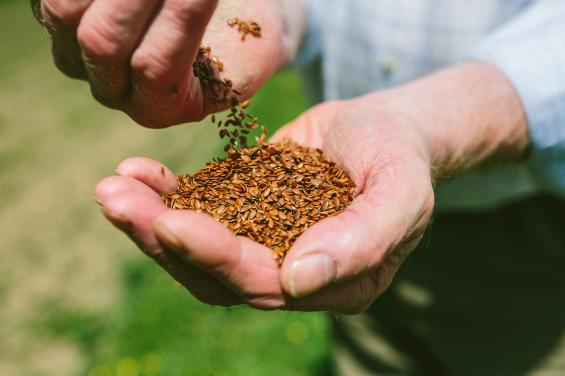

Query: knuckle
left=42, top=0, right=84, bottom=26
left=130, top=50, right=170, bottom=88
left=77, top=20, right=121, bottom=62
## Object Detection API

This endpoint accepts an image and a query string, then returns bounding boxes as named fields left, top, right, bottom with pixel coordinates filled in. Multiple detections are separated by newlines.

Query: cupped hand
left=31, top=0, right=294, bottom=127
left=94, top=98, right=435, bottom=313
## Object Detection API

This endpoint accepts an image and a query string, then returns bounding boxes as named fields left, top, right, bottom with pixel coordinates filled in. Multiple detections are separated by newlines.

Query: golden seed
left=182, top=32, right=353, bottom=263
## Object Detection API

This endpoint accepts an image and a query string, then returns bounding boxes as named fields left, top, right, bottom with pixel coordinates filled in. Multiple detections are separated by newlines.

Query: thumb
left=280, top=155, right=433, bottom=298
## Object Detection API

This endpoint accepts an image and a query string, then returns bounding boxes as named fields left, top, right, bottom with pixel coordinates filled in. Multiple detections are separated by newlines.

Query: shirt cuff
left=473, top=1, right=565, bottom=196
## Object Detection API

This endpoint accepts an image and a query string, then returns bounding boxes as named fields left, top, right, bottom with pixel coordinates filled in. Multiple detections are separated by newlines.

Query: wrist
left=370, top=62, right=530, bottom=180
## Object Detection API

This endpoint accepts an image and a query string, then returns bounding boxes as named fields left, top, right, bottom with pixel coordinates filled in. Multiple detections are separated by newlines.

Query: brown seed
left=163, top=120, right=354, bottom=263
left=227, top=18, right=262, bottom=40
left=192, top=44, right=263, bottom=155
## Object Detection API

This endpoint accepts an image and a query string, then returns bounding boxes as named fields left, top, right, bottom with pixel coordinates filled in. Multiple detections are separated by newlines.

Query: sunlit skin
left=94, top=98, right=433, bottom=313
left=94, top=62, right=528, bottom=313
left=32, top=0, right=304, bottom=126
left=34, top=1, right=528, bottom=313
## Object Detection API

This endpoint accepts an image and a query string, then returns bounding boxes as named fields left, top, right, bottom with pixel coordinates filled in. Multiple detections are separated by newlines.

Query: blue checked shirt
left=297, top=0, right=565, bottom=210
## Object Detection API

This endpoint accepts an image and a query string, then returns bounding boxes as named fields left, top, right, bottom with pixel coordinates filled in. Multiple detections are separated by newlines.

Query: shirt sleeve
left=293, top=0, right=323, bottom=67
left=473, top=0, right=565, bottom=196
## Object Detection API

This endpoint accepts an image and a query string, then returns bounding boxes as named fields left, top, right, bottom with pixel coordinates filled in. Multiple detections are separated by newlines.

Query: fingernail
left=288, top=254, right=337, bottom=298
left=154, top=223, right=183, bottom=251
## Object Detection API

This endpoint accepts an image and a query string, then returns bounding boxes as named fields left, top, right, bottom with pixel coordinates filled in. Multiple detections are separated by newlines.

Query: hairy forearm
left=365, top=62, right=529, bottom=179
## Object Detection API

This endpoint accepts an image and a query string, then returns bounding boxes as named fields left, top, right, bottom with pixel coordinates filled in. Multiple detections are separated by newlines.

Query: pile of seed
left=163, top=140, right=355, bottom=263
left=164, top=17, right=355, bottom=263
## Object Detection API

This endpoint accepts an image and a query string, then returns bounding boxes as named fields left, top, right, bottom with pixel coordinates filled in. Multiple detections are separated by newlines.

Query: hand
left=93, top=62, right=528, bottom=313
left=31, top=0, right=305, bottom=127
left=93, top=98, right=435, bottom=313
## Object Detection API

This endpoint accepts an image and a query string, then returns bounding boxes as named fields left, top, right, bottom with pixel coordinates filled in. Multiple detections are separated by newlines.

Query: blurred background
left=0, top=1, right=332, bottom=375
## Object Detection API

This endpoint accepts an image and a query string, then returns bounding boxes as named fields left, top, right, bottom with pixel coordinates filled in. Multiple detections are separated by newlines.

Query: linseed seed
left=227, top=18, right=262, bottom=40
left=163, top=140, right=355, bottom=263
left=193, top=44, right=259, bottom=152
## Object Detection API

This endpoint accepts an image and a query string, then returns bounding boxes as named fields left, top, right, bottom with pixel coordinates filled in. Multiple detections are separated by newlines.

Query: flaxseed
left=163, top=140, right=355, bottom=263
left=163, top=17, right=355, bottom=264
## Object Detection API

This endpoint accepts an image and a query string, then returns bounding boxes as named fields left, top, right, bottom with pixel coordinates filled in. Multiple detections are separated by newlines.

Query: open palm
left=94, top=99, right=434, bottom=313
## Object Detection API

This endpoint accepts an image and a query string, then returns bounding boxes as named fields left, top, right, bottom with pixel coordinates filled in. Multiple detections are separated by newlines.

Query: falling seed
left=177, top=20, right=354, bottom=263
left=228, top=18, right=262, bottom=40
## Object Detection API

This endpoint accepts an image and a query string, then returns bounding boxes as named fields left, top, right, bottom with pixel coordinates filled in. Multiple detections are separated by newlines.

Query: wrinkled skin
left=32, top=0, right=527, bottom=313
left=30, top=0, right=293, bottom=126
left=94, top=99, right=435, bottom=313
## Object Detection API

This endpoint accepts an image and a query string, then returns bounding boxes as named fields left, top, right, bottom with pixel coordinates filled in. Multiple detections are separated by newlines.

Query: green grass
left=0, top=2, right=333, bottom=375
left=34, top=259, right=332, bottom=376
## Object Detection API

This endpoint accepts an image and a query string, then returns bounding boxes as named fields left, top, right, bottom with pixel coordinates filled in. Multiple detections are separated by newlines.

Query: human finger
left=95, top=177, right=240, bottom=306
left=95, top=177, right=170, bottom=250
left=94, top=175, right=162, bottom=206
left=115, top=157, right=178, bottom=194
left=76, top=0, right=162, bottom=107
left=154, top=210, right=285, bottom=309
left=280, top=155, right=434, bottom=298
left=38, top=0, right=93, bottom=78
left=287, top=251, right=408, bottom=314
left=127, top=0, right=219, bottom=127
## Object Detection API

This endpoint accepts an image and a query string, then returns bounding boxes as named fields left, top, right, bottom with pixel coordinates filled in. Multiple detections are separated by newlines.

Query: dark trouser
left=332, top=195, right=565, bottom=376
